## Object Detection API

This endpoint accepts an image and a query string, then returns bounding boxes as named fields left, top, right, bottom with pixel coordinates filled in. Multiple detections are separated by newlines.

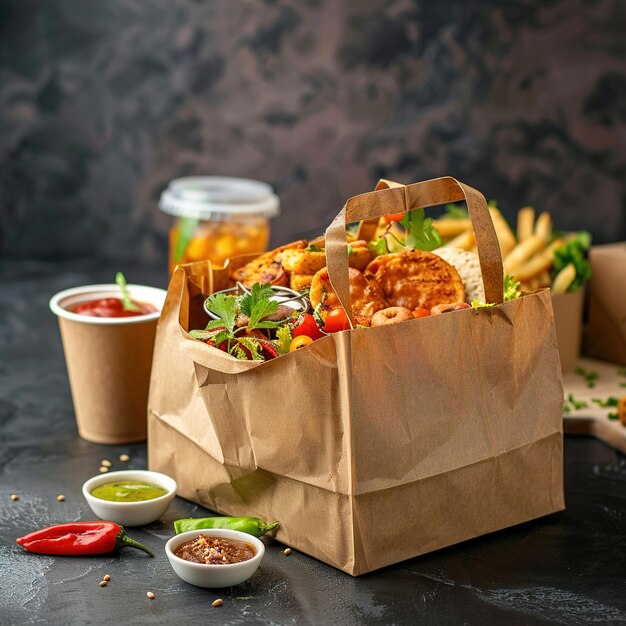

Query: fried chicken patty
left=310, top=267, right=388, bottom=327
left=364, top=249, right=465, bottom=310
left=229, top=240, right=307, bottom=287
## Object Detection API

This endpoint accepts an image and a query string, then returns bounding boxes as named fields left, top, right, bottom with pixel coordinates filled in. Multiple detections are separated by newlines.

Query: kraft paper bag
left=148, top=177, right=564, bottom=576
left=584, top=243, right=626, bottom=365
left=551, top=290, right=584, bottom=373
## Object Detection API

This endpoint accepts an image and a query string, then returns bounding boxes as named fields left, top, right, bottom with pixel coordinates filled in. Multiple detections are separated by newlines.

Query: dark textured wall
left=1, top=0, right=625, bottom=263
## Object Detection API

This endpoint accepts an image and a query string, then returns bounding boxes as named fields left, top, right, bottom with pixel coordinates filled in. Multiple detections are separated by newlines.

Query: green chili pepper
left=173, top=516, right=279, bottom=537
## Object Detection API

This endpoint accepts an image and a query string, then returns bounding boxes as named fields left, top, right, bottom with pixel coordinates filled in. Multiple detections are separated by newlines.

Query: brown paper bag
left=551, top=290, right=584, bottom=372
left=148, top=176, right=564, bottom=576
left=584, top=243, right=626, bottom=365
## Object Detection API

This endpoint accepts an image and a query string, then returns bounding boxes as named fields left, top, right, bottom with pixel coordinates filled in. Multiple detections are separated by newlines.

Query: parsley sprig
left=368, top=209, right=442, bottom=256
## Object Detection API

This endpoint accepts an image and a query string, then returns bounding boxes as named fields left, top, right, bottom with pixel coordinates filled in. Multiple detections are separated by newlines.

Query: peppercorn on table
left=1, top=260, right=625, bottom=625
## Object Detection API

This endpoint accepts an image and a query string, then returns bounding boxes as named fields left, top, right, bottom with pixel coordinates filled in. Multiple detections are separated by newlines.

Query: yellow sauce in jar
left=160, top=177, right=279, bottom=275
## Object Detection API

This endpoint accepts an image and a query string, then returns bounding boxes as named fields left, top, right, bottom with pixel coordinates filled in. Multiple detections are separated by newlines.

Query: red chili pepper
left=16, top=521, right=154, bottom=557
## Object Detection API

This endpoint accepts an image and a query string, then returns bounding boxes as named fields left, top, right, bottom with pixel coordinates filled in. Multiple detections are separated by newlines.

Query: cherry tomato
left=384, top=212, right=405, bottom=223
left=289, top=336, right=313, bottom=352
left=293, top=313, right=324, bottom=340
left=413, top=308, right=431, bottom=319
left=323, top=308, right=351, bottom=333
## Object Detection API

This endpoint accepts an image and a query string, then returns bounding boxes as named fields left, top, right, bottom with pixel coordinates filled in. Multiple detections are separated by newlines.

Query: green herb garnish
left=444, top=203, right=468, bottom=219
left=174, top=216, right=201, bottom=263
left=115, top=272, right=140, bottom=312
left=205, top=292, right=238, bottom=334
left=503, top=275, right=522, bottom=302
left=608, top=412, right=619, bottom=421
left=471, top=274, right=521, bottom=308
left=567, top=393, right=588, bottom=410
left=368, top=237, right=390, bottom=257
left=305, top=244, right=324, bottom=253
left=574, top=366, right=599, bottom=388
left=591, top=397, right=619, bottom=408
left=275, top=324, right=293, bottom=355
left=401, top=209, right=443, bottom=251
left=551, top=231, right=592, bottom=292
left=239, top=283, right=281, bottom=329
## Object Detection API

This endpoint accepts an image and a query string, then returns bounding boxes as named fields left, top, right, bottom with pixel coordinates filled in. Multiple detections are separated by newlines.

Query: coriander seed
left=283, top=548, right=292, bottom=556
left=147, top=591, right=155, bottom=599
left=99, top=466, right=109, bottom=473
left=99, top=581, right=107, bottom=588
left=10, top=494, right=19, bottom=501
left=212, top=599, right=223, bottom=607
left=57, top=495, right=65, bottom=502
left=119, top=454, right=130, bottom=462
left=101, top=459, right=112, bottom=468
left=103, top=575, right=111, bottom=582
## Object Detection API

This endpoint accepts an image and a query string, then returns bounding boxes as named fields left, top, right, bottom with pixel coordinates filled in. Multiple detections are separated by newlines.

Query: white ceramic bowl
left=165, top=529, right=265, bottom=588
left=82, top=470, right=177, bottom=526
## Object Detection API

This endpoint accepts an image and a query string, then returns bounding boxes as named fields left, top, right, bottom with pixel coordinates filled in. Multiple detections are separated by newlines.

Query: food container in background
left=49, top=284, right=167, bottom=444
left=584, top=243, right=626, bottom=365
left=160, top=176, right=280, bottom=274
left=551, top=290, right=585, bottom=372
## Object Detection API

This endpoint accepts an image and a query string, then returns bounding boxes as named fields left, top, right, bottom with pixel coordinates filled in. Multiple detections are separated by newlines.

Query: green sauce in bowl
left=91, top=480, right=168, bottom=502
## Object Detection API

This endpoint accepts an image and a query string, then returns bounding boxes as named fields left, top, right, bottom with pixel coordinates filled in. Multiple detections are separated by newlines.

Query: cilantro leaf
left=401, top=209, right=443, bottom=251
left=551, top=231, right=592, bottom=292
left=305, top=244, right=324, bottom=252
left=567, top=393, right=588, bottom=410
left=444, top=203, right=468, bottom=219
left=239, top=283, right=275, bottom=317
left=591, top=397, right=619, bottom=408
left=248, top=299, right=280, bottom=329
left=239, top=283, right=280, bottom=329
left=204, top=293, right=238, bottom=332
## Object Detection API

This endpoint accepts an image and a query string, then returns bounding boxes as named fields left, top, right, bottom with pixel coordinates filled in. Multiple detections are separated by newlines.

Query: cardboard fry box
left=551, top=290, right=584, bottom=373
left=584, top=243, right=626, bottom=365
left=148, top=177, right=565, bottom=575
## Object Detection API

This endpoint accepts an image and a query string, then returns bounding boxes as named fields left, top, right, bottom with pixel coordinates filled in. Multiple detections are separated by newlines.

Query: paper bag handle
left=325, top=176, right=504, bottom=327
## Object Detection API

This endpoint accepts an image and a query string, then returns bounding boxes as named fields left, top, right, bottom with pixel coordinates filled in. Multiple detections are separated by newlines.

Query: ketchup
left=71, top=298, right=157, bottom=318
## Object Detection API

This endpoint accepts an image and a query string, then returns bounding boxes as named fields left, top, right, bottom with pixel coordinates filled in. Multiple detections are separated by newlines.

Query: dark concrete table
left=1, top=260, right=626, bottom=625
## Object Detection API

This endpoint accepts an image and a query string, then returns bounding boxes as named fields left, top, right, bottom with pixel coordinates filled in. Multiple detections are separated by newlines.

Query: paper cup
left=50, top=284, right=167, bottom=444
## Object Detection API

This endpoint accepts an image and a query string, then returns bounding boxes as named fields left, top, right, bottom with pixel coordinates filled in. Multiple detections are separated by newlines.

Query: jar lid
left=159, top=176, right=280, bottom=220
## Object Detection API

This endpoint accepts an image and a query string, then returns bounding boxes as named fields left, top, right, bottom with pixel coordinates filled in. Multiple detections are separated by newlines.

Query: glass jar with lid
left=160, top=176, right=280, bottom=273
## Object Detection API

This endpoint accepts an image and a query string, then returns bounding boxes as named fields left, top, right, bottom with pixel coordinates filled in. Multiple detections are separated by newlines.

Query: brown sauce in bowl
left=173, top=534, right=255, bottom=565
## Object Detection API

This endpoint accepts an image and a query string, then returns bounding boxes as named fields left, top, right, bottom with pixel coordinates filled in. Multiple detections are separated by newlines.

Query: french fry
left=488, top=208, right=517, bottom=258
left=552, top=263, right=576, bottom=294
left=357, top=217, right=382, bottom=242
left=443, top=229, right=475, bottom=250
left=534, top=212, right=552, bottom=241
left=517, top=207, right=535, bottom=242
left=503, top=235, right=546, bottom=274
left=432, top=218, right=472, bottom=238
left=512, top=239, right=564, bottom=281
